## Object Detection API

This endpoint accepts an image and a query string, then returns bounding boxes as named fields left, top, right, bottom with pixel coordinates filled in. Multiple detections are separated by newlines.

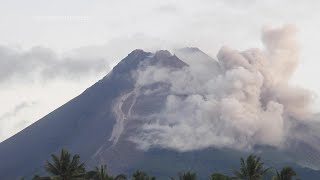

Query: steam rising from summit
left=130, top=25, right=314, bottom=151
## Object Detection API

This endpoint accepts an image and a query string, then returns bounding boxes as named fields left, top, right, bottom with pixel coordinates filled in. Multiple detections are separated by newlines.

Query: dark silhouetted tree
left=210, top=173, right=232, bottom=180
left=44, top=149, right=86, bottom=180
left=86, top=165, right=126, bottom=180
left=132, top=170, right=155, bottom=180
left=171, top=171, right=196, bottom=180
left=272, top=167, right=298, bottom=180
left=233, top=154, right=270, bottom=180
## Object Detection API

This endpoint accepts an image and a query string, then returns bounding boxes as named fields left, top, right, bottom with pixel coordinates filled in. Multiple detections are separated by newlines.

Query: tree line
left=24, top=149, right=299, bottom=180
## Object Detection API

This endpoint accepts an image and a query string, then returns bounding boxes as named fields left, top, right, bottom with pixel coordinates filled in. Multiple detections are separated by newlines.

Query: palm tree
left=132, top=170, right=155, bottom=180
left=171, top=171, right=196, bottom=180
left=272, top=167, right=298, bottom=180
left=233, top=154, right=270, bottom=180
left=44, top=149, right=86, bottom=180
left=86, top=165, right=126, bottom=180
left=210, top=173, right=232, bottom=180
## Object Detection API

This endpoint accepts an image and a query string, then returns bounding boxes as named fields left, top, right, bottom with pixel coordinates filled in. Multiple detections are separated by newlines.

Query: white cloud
left=1, top=0, right=320, bottom=145
left=0, top=45, right=108, bottom=84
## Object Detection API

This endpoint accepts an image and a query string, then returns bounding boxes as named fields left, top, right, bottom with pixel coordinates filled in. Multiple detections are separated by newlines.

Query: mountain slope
left=0, top=49, right=153, bottom=179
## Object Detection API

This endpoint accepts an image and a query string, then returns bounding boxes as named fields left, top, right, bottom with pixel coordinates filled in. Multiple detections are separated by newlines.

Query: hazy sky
left=1, top=0, right=320, bottom=142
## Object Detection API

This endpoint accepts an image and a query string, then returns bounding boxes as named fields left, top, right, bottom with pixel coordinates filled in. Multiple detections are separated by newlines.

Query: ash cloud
left=130, top=25, right=315, bottom=152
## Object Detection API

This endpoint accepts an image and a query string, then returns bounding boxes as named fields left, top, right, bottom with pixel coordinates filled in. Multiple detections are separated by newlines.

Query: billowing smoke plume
left=130, top=25, right=314, bottom=152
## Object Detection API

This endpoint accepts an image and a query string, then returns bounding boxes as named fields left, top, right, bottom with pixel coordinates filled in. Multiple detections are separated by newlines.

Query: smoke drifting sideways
left=130, top=25, right=317, bottom=152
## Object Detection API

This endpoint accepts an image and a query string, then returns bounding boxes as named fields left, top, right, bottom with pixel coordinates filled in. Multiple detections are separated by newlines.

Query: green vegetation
left=29, top=149, right=299, bottom=180
left=210, top=173, right=232, bottom=180
left=86, top=165, right=126, bottom=180
left=132, top=170, right=156, bottom=180
left=171, top=171, right=196, bottom=180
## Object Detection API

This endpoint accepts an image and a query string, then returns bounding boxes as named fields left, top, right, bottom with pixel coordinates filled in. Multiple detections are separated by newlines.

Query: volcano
left=0, top=48, right=320, bottom=179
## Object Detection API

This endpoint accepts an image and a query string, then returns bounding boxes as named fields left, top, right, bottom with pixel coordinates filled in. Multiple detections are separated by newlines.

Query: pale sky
left=1, top=0, right=320, bottom=142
